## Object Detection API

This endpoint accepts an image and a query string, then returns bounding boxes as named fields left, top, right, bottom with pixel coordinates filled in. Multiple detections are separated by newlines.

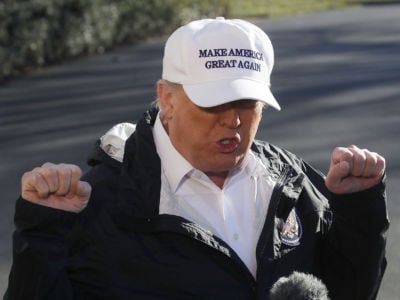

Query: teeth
left=220, top=139, right=231, bottom=145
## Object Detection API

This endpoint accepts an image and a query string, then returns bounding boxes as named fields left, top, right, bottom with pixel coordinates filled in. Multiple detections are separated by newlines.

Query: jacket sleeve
left=4, top=198, right=80, bottom=300
left=299, top=157, right=389, bottom=300
left=321, top=178, right=389, bottom=300
left=4, top=139, right=123, bottom=299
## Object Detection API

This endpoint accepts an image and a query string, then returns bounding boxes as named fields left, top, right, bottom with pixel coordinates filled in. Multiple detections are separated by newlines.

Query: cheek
left=187, top=124, right=218, bottom=150
left=170, top=113, right=216, bottom=151
left=183, top=112, right=218, bottom=139
left=243, top=112, right=262, bottom=137
left=251, top=117, right=262, bottom=136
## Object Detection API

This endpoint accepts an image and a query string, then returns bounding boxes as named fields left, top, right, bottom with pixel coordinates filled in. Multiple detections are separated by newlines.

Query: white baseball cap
left=162, top=17, right=281, bottom=110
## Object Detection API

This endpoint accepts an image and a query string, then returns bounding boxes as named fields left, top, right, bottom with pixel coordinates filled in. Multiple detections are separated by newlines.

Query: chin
left=214, top=158, right=244, bottom=172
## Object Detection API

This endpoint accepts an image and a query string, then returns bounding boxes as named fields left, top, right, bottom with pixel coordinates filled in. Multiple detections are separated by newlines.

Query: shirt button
left=233, top=233, right=239, bottom=240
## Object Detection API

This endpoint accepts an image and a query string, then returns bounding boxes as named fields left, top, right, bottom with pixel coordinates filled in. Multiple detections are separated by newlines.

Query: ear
left=157, top=80, right=174, bottom=119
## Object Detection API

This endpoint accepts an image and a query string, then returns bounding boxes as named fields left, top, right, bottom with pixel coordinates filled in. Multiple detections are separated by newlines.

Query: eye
left=199, top=100, right=261, bottom=114
left=233, top=100, right=259, bottom=109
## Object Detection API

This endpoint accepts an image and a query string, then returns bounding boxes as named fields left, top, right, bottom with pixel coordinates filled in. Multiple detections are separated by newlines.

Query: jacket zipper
left=256, top=165, right=291, bottom=269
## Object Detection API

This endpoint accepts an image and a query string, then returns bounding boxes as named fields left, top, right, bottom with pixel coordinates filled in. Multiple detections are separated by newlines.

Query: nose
left=218, top=104, right=241, bottom=129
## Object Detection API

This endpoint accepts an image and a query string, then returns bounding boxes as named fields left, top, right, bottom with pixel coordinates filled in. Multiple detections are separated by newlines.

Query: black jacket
left=5, top=109, right=389, bottom=299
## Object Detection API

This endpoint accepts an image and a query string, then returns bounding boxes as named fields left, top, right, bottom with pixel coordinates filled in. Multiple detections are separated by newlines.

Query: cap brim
left=183, top=78, right=281, bottom=111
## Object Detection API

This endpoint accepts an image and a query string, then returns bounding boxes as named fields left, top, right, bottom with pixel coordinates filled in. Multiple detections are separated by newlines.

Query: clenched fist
left=21, top=162, right=91, bottom=213
left=325, top=145, right=385, bottom=194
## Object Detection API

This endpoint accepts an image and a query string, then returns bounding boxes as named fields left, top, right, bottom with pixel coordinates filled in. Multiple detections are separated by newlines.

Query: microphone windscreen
left=269, top=271, right=329, bottom=300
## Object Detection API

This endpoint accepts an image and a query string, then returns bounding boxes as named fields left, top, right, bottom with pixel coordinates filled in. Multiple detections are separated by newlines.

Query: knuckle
left=27, top=172, right=42, bottom=185
left=356, top=152, right=366, bottom=162
left=377, top=156, right=386, bottom=168
left=376, top=153, right=385, bottom=162
left=41, top=166, right=57, bottom=178
left=69, top=164, right=82, bottom=177
left=331, top=147, right=348, bottom=159
left=57, top=166, right=70, bottom=179
left=333, top=146, right=344, bottom=153
left=369, top=155, right=378, bottom=166
left=21, top=171, right=33, bottom=182
left=42, top=162, right=56, bottom=168
left=368, top=151, right=378, bottom=162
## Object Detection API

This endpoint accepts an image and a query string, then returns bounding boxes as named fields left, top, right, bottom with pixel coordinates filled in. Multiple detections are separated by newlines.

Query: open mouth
left=217, top=137, right=240, bottom=152
left=220, top=139, right=232, bottom=145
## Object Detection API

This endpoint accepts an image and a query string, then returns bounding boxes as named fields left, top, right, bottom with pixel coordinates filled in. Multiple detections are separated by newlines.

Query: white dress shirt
left=153, top=114, right=275, bottom=277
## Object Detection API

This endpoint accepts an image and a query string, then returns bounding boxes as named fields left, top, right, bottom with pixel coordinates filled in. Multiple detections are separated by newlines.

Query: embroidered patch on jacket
left=281, top=209, right=302, bottom=246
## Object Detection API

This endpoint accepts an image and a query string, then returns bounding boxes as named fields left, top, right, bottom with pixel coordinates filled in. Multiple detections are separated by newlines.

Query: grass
left=229, top=0, right=395, bottom=18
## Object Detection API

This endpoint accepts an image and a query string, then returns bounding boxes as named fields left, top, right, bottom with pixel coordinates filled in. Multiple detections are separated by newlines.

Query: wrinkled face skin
left=157, top=80, right=264, bottom=187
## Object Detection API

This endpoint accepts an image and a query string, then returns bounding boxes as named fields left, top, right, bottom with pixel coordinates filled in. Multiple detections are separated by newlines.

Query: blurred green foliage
left=0, top=0, right=230, bottom=80
left=0, top=0, right=393, bottom=80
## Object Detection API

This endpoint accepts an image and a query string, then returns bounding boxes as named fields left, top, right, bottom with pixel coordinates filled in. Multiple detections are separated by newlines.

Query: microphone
left=269, top=271, right=330, bottom=300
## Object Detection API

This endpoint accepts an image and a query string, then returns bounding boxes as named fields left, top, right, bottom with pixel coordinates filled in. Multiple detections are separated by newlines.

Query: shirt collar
left=222, top=151, right=266, bottom=186
left=245, top=151, right=267, bottom=177
left=153, top=113, right=194, bottom=192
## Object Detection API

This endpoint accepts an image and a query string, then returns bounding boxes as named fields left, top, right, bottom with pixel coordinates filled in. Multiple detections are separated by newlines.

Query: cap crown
left=162, top=18, right=280, bottom=110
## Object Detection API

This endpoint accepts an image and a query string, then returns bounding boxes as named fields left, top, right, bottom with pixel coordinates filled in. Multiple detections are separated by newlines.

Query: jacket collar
left=251, top=141, right=305, bottom=219
left=117, top=108, right=162, bottom=217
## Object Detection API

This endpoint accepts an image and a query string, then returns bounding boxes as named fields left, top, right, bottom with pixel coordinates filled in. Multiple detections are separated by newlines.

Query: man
left=5, top=18, right=388, bottom=299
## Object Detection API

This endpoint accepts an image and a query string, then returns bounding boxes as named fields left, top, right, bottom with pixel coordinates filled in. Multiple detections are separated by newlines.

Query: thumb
left=334, top=160, right=351, bottom=179
left=326, top=160, right=350, bottom=189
